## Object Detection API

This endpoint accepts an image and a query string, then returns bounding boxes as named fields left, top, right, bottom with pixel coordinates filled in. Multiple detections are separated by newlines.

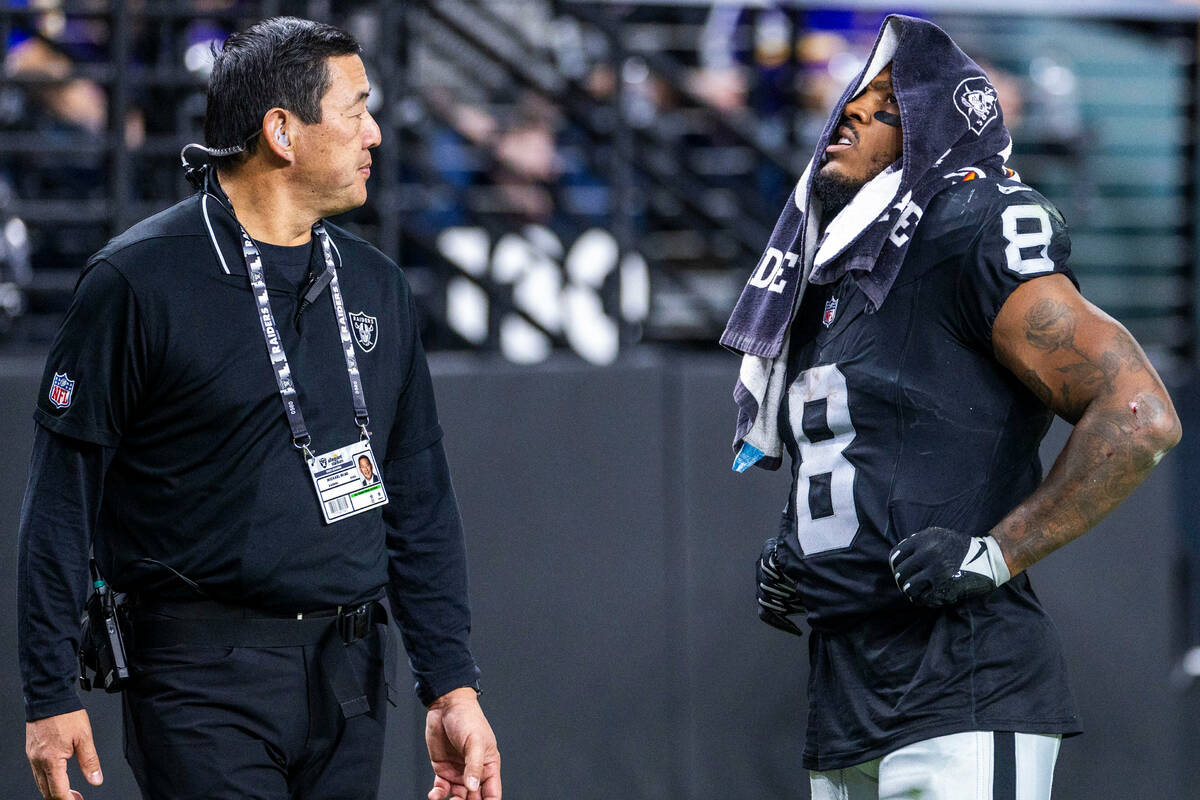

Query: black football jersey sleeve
left=953, top=180, right=1076, bottom=350
left=36, top=260, right=150, bottom=448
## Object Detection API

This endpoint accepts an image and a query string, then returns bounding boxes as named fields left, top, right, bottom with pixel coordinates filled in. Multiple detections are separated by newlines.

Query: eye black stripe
left=874, top=110, right=901, bottom=127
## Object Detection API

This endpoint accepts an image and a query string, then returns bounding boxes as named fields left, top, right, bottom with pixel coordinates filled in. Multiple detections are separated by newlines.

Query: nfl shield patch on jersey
left=349, top=311, right=378, bottom=352
left=49, top=372, right=75, bottom=408
left=823, top=297, right=839, bottom=328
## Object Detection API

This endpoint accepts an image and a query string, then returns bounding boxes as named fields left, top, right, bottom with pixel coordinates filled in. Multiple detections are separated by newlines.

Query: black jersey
left=775, top=174, right=1082, bottom=770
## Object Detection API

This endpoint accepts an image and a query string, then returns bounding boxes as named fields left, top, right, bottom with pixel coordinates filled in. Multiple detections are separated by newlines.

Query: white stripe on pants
left=809, top=731, right=1062, bottom=800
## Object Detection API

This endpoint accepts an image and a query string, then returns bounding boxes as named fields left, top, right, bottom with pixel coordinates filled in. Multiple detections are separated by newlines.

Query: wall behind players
left=0, top=354, right=1194, bottom=798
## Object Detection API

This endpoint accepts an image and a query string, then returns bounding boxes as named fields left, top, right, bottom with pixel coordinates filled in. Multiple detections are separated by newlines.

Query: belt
left=130, top=598, right=387, bottom=648
left=129, top=597, right=389, bottom=719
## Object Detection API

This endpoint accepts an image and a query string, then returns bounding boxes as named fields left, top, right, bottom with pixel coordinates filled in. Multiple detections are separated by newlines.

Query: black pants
left=122, top=623, right=391, bottom=800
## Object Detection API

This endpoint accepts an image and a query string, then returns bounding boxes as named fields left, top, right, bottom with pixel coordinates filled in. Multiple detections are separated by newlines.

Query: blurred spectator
left=490, top=91, right=562, bottom=225
left=420, top=86, right=498, bottom=231
left=6, top=35, right=108, bottom=136
left=979, top=60, right=1025, bottom=132
left=2, top=29, right=112, bottom=275
left=689, top=5, right=802, bottom=216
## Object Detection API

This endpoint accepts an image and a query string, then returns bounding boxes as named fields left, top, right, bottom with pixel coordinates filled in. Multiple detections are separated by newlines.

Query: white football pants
left=809, top=730, right=1061, bottom=800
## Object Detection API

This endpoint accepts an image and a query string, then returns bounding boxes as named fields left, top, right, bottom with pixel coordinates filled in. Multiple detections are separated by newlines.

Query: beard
left=812, top=169, right=863, bottom=219
left=813, top=151, right=902, bottom=219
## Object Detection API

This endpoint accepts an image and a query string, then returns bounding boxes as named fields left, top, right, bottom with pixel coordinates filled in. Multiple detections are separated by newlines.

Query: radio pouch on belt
left=78, top=560, right=132, bottom=693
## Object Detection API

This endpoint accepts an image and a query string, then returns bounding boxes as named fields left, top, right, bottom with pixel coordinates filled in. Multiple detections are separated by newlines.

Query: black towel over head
left=721, top=14, right=1012, bottom=360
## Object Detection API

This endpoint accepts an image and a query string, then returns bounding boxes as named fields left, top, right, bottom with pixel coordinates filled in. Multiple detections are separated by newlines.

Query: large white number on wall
left=1000, top=204, right=1055, bottom=275
left=789, top=364, right=860, bottom=555
left=439, top=226, right=651, bottom=365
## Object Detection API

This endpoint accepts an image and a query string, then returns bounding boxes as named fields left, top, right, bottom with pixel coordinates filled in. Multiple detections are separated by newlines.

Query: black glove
left=757, top=537, right=806, bottom=637
left=888, top=526, right=1011, bottom=607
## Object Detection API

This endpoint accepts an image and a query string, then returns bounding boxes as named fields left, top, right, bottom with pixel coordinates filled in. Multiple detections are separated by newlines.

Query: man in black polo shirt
left=18, top=17, right=500, bottom=800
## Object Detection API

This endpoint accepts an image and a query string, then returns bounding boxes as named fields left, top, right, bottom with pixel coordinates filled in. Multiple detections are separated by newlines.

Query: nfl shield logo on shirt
left=48, top=372, right=75, bottom=408
left=822, top=297, right=838, bottom=328
left=349, top=311, right=378, bottom=353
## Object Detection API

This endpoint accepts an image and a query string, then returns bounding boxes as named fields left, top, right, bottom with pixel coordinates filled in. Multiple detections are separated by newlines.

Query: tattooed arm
left=989, top=273, right=1181, bottom=577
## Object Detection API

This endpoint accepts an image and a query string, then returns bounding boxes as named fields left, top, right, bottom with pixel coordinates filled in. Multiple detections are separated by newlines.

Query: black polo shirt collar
left=198, top=168, right=344, bottom=278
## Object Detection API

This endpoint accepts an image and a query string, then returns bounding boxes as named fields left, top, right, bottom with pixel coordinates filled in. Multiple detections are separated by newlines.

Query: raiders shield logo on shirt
left=349, top=311, right=378, bottom=352
left=953, top=76, right=999, bottom=135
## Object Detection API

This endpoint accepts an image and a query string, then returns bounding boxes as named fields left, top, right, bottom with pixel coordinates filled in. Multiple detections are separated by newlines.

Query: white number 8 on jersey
left=1000, top=203, right=1055, bottom=276
left=788, top=364, right=861, bottom=555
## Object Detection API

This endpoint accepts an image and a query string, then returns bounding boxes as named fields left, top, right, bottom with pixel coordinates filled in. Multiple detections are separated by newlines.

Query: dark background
left=1, top=353, right=1197, bottom=799
left=4, top=1, right=1200, bottom=797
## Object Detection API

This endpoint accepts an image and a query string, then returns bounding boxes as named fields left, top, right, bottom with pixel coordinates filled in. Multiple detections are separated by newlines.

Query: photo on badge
left=358, top=453, right=379, bottom=487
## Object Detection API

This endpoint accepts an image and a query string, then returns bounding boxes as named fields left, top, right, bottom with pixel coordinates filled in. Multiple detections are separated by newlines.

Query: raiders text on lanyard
left=238, top=221, right=388, bottom=524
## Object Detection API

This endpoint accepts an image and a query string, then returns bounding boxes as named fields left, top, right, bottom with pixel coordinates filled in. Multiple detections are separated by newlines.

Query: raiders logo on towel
left=349, top=311, right=378, bottom=353
left=954, top=76, right=999, bottom=135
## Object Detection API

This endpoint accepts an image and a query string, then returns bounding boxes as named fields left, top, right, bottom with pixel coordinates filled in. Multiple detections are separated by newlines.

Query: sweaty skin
left=819, top=63, right=903, bottom=188
left=989, top=273, right=1180, bottom=575
left=813, top=63, right=903, bottom=214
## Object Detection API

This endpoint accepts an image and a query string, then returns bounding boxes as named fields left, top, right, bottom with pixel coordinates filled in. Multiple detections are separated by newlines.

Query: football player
left=725, top=15, right=1180, bottom=799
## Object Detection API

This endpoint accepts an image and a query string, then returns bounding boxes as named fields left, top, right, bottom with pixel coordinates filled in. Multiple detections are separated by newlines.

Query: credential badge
left=822, top=297, right=838, bottom=328
left=349, top=311, right=378, bottom=353
left=953, top=76, right=999, bottom=135
left=49, top=372, right=75, bottom=408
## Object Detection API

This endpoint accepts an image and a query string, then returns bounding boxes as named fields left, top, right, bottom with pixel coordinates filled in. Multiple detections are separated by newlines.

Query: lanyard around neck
left=236, top=222, right=370, bottom=460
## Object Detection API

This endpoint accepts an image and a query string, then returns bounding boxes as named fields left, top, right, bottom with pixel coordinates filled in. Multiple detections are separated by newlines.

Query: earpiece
left=275, top=129, right=290, bottom=147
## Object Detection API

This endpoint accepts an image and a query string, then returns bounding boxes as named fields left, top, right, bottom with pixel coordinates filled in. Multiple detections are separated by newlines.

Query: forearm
left=989, top=388, right=1180, bottom=576
left=18, top=425, right=112, bottom=721
left=382, top=439, right=478, bottom=706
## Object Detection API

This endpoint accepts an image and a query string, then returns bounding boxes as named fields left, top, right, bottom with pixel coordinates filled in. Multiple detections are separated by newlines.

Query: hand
left=757, top=536, right=806, bottom=637
left=888, top=527, right=1011, bottom=607
left=26, top=709, right=102, bottom=800
left=425, top=687, right=501, bottom=800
